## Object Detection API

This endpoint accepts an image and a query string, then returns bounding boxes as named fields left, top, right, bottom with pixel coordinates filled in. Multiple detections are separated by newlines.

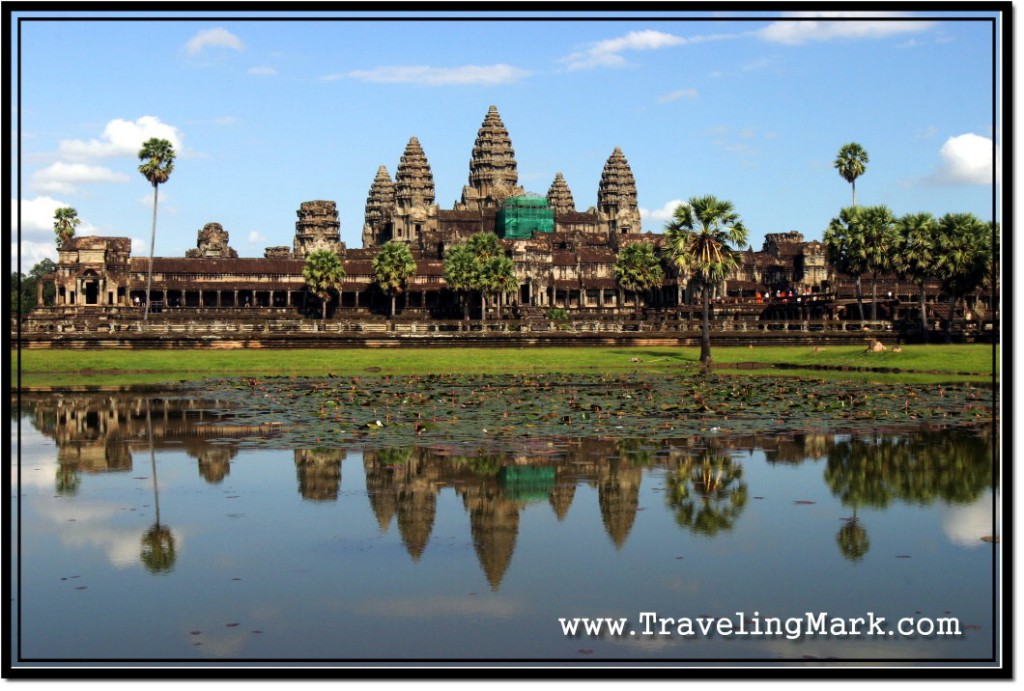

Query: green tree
left=893, top=212, right=940, bottom=342
left=53, top=207, right=80, bottom=248
left=443, top=242, right=478, bottom=322
left=11, top=259, right=57, bottom=316
left=372, top=241, right=417, bottom=319
left=833, top=142, right=869, bottom=207
left=934, top=213, right=991, bottom=342
left=666, top=452, right=748, bottom=537
left=302, top=249, right=346, bottom=322
left=137, top=138, right=176, bottom=323
left=857, top=205, right=898, bottom=321
left=614, top=241, right=665, bottom=317
left=824, top=206, right=868, bottom=321
left=665, top=196, right=748, bottom=364
left=478, top=253, right=518, bottom=319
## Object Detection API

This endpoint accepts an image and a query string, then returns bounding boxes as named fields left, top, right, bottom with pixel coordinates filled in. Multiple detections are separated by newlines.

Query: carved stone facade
left=185, top=223, right=238, bottom=259
left=293, top=200, right=344, bottom=259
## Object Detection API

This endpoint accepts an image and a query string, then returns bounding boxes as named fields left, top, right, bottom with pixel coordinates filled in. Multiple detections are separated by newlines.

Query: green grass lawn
left=11, top=344, right=998, bottom=388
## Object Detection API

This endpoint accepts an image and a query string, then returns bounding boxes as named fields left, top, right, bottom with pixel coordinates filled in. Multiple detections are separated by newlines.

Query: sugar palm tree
left=824, top=206, right=869, bottom=321
left=138, top=138, right=175, bottom=323
left=372, top=241, right=417, bottom=319
left=665, top=196, right=748, bottom=364
left=834, top=142, right=869, bottom=206
left=302, top=249, right=346, bottom=322
left=857, top=205, right=897, bottom=321
left=480, top=254, right=518, bottom=318
left=614, top=241, right=664, bottom=317
left=443, top=242, right=478, bottom=322
left=52, top=207, right=80, bottom=248
left=893, top=212, right=939, bottom=342
left=465, top=232, right=505, bottom=321
left=934, top=213, right=990, bottom=343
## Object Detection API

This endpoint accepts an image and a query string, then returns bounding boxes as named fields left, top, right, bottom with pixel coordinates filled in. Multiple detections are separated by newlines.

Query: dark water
left=10, top=394, right=999, bottom=667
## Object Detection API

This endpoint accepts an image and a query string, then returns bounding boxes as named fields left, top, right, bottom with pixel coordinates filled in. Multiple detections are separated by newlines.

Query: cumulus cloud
left=247, top=231, right=266, bottom=244
left=641, top=199, right=686, bottom=224
left=657, top=88, right=698, bottom=104
left=931, top=133, right=997, bottom=185
left=758, top=12, right=934, bottom=44
left=184, top=27, right=244, bottom=56
left=332, top=64, right=530, bottom=86
left=31, top=162, right=130, bottom=194
left=15, top=195, right=71, bottom=235
left=58, top=116, right=184, bottom=160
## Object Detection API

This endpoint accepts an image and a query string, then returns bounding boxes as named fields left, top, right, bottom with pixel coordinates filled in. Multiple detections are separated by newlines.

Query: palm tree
left=480, top=254, right=518, bottom=318
left=824, top=206, right=868, bottom=321
left=857, top=205, right=897, bottom=321
left=893, top=212, right=939, bottom=342
left=302, top=249, right=346, bottom=322
left=934, top=213, right=990, bottom=343
left=465, top=232, right=506, bottom=320
left=665, top=196, right=748, bottom=364
left=372, top=241, right=417, bottom=320
left=833, top=142, right=869, bottom=206
left=141, top=401, right=176, bottom=574
left=52, top=207, right=80, bottom=248
left=137, top=138, right=176, bottom=323
left=443, top=242, right=478, bottom=323
left=614, top=241, right=665, bottom=317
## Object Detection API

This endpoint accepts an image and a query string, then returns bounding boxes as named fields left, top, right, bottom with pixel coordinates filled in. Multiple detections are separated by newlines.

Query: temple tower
left=458, top=105, right=524, bottom=212
left=362, top=165, right=396, bottom=248
left=293, top=200, right=344, bottom=259
left=391, top=137, right=438, bottom=245
left=597, top=147, right=642, bottom=236
left=546, top=172, right=576, bottom=214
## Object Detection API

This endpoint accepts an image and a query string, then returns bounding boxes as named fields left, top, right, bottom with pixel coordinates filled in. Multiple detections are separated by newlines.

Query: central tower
left=458, top=105, right=524, bottom=212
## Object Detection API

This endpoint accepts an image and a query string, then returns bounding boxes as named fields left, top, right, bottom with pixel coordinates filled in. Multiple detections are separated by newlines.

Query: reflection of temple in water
left=21, top=393, right=988, bottom=590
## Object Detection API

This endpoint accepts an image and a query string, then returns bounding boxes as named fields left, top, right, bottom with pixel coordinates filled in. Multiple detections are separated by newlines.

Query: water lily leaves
left=177, top=372, right=994, bottom=454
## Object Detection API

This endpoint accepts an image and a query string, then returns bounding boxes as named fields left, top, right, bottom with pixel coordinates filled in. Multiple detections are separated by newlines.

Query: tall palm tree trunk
left=143, top=184, right=158, bottom=324
left=390, top=293, right=397, bottom=319
left=871, top=274, right=878, bottom=322
left=918, top=285, right=930, bottom=344
left=855, top=276, right=865, bottom=321
left=700, top=283, right=712, bottom=364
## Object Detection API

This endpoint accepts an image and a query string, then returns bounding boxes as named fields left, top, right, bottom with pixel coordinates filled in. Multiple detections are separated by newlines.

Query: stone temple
left=23, top=105, right=996, bottom=338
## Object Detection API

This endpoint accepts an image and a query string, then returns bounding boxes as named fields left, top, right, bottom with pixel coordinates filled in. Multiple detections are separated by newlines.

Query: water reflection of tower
left=363, top=449, right=440, bottom=560
left=598, top=460, right=642, bottom=549
left=460, top=480, right=520, bottom=591
left=294, top=448, right=346, bottom=501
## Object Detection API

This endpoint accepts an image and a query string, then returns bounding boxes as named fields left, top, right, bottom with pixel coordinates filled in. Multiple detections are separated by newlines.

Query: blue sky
left=11, top=9, right=1002, bottom=271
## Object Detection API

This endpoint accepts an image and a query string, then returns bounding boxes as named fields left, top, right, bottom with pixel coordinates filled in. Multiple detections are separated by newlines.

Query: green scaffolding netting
left=496, top=196, right=555, bottom=240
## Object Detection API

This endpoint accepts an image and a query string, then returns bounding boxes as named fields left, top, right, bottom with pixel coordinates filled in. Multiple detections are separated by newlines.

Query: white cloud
left=248, top=66, right=278, bottom=76
left=184, top=27, right=244, bottom=56
left=657, top=88, right=698, bottom=104
left=13, top=240, right=57, bottom=270
left=58, top=116, right=184, bottom=160
left=640, top=199, right=686, bottom=224
left=15, top=195, right=70, bottom=234
left=758, top=12, right=934, bottom=45
left=561, top=29, right=739, bottom=71
left=247, top=231, right=266, bottom=244
left=31, top=162, right=129, bottom=194
left=931, top=133, right=997, bottom=185
left=334, top=64, right=530, bottom=86
left=561, top=30, right=685, bottom=70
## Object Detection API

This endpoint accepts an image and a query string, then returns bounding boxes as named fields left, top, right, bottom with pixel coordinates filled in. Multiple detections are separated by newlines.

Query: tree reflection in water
left=140, top=400, right=176, bottom=575
left=666, top=446, right=748, bottom=537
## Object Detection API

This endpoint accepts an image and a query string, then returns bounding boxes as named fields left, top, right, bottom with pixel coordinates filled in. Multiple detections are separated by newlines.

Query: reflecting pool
left=11, top=393, right=999, bottom=667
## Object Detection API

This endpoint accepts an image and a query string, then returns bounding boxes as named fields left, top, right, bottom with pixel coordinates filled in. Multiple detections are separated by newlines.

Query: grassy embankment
left=11, top=344, right=998, bottom=389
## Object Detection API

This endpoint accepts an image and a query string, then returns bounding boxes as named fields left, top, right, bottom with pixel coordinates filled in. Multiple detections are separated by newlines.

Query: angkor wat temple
left=23, top=105, right=997, bottom=341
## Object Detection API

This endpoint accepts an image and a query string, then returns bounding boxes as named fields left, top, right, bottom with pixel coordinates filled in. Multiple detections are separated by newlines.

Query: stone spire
left=392, top=137, right=438, bottom=244
left=546, top=172, right=576, bottom=215
left=597, top=147, right=642, bottom=236
left=362, top=165, right=396, bottom=248
left=395, top=137, right=435, bottom=211
left=460, top=105, right=524, bottom=211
